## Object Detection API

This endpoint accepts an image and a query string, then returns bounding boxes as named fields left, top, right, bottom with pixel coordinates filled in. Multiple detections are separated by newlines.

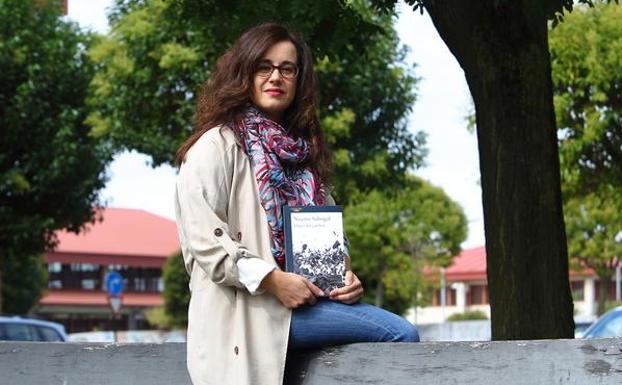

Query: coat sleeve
left=174, top=135, right=255, bottom=289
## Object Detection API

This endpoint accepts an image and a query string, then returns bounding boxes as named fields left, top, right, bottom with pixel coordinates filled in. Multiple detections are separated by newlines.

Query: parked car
left=581, top=306, right=622, bottom=339
left=0, top=316, right=68, bottom=342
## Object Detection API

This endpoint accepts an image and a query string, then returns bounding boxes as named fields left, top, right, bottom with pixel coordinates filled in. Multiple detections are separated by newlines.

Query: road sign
left=105, top=271, right=124, bottom=297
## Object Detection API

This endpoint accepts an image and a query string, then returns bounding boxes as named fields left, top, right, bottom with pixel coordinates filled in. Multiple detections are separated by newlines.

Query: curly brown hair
left=175, top=22, right=331, bottom=184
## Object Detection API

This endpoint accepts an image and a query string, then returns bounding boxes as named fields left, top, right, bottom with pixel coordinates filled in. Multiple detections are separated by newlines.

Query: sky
left=67, top=1, right=485, bottom=248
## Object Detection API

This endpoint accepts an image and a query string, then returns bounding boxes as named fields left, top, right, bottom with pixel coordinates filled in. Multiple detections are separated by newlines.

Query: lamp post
left=440, top=267, right=446, bottom=322
left=616, top=263, right=621, bottom=302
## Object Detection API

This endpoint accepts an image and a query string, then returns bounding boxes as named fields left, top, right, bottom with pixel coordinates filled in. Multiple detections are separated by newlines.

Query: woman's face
left=251, top=40, right=298, bottom=123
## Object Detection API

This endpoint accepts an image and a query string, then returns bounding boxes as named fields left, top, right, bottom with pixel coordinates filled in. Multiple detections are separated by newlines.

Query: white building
left=408, top=246, right=612, bottom=325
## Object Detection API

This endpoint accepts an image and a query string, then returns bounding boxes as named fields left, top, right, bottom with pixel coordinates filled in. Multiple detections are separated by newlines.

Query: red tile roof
left=445, top=246, right=487, bottom=281
left=441, top=246, right=595, bottom=282
left=53, top=208, right=180, bottom=259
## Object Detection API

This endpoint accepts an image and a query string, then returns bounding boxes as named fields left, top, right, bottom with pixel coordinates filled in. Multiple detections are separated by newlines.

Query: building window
left=81, top=279, right=96, bottom=290
left=69, top=263, right=98, bottom=272
left=134, top=277, right=146, bottom=292
left=48, top=262, right=61, bottom=273
left=157, top=277, right=164, bottom=292
left=571, top=280, right=584, bottom=301
left=594, top=280, right=618, bottom=302
left=50, top=263, right=102, bottom=290
left=468, top=284, right=489, bottom=305
left=80, top=264, right=98, bottom=272
left=432, top=287, right=456, bottom=306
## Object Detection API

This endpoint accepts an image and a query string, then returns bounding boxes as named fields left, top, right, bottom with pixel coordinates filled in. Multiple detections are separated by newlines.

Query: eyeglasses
left=255, top=60, right=298, bottom=80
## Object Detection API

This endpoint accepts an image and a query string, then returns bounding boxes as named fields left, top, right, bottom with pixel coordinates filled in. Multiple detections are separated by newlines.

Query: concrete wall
left=0, top=342, right=190, bottom=385
left=2, top=338, right=622, bottom=384
left=417, top=320, right=491, bottom=341
left=407, top=303, right=491, bottom=324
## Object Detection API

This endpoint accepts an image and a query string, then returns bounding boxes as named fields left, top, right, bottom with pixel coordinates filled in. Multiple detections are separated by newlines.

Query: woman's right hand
left=259, top=270, right=325, bottom=308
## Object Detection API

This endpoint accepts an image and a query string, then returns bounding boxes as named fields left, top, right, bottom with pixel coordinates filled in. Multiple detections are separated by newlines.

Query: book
left=283, top=205, right=347, bottom=294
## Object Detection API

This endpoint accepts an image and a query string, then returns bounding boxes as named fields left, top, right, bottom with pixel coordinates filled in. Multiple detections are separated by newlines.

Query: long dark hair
left=175, top=23, right=331, bottom=184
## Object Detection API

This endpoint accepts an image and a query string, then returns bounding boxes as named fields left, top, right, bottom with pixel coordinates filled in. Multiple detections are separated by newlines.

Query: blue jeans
left=288, top=299, right=420, bottom=349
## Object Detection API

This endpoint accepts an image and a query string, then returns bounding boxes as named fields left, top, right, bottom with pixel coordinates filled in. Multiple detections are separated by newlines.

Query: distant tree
left=1, top=254, right=47, bottom=315
left=87, top=0, right=426, bottom=204
left=345, top=177, right=467, bottom=315
left=162, top=251, right=190, bottom=328
left=564, top=185, right=622, bottom=315
left=371, top=0, right=619, bottom=340
left=549, top=3, right=622, bottom=195
left=0, top=0, right=111, bottom=312
left=548, top=3, right=622, bottom=316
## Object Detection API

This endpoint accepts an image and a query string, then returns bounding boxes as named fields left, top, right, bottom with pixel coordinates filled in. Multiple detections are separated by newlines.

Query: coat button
left=234, top=346, right=239, bottom=355
left=237, top=232, right=242, bottom=241
left=214, top=228, right=223, bottom=237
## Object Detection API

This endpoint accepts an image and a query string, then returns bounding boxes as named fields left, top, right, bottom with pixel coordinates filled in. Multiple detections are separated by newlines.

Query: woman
left=174, top=23, right=419, bottom=385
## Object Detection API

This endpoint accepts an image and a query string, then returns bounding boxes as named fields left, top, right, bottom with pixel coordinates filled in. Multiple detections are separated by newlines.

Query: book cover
left=283, top=205, right=347, bottom=294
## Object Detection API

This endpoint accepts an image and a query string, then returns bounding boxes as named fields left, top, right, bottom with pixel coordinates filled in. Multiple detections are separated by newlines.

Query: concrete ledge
left=285, top=338, right=622, bottom=384
left=2, top=338, right=622, bottom=384
left=0, top=342, right=190, bottom=385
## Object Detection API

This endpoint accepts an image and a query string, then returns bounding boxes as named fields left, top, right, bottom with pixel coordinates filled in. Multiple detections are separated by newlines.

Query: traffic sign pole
left=105, top=271, right=125, bottom=342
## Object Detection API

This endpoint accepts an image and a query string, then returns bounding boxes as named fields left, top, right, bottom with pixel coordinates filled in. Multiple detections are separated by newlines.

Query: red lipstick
left=265, top=88, right=284, bottom=96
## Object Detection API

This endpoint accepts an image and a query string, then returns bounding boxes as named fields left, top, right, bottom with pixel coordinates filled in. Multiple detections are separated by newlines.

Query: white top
left=236, top=257, right=275, bottom=295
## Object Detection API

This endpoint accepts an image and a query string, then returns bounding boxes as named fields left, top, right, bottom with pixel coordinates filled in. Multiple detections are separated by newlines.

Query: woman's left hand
left=329, top=270, right=364, bottom=304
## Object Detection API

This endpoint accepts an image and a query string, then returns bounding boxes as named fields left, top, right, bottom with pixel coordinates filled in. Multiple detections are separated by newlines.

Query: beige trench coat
left=175, top=125, right=334, bottom=385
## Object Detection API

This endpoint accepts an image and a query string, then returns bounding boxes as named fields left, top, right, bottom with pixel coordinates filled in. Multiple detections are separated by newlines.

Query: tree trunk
left=0, top=267, right=3, bottom=314
left=375, top=278, right=385, bottom=308
left=423, top=0, right=574, bottom=339
left=597, top=275, right=610, bottom=316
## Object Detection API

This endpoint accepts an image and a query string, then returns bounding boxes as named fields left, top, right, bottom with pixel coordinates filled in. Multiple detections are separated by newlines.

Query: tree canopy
left=162, top=251, right=190, bottom=328
left=0, top=0, right=111, bottom=312
left=564, top=185, right=622, bottom=314
left=344, top=177, right=467, bottom=315
left=1, top=254, right=47, bottom=315
left=145, top=250, right=191, bottom=329
left=87, top=0, right=426, bottom=203
left=549, top=3, right=622, bottom=315
left=90, top=0, right=484, bottom=318
left=372, top=0, right=615, bottom=23
left=550, top=3, right=622, bottom=195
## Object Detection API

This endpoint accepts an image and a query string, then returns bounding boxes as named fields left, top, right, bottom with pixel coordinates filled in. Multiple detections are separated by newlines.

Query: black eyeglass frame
left=254, top=60, right=299, bottom=80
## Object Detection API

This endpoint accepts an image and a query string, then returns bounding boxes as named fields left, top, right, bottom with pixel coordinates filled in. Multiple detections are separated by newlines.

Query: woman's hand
left=260, top=270, right=325, bottom=309
left=329, top=270, right=364, bottom=304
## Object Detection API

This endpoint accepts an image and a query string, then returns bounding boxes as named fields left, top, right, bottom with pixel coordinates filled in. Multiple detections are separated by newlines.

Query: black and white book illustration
left=283, top=205, right=347, bottom=294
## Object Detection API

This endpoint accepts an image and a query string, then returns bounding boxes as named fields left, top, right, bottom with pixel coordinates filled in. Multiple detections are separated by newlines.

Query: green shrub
left=603, top=301, right=622, bottom=314
left=446, top=310, right=488, bottom=321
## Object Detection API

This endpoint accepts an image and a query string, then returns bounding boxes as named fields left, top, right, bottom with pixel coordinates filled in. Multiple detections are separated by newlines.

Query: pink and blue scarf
left=232, top=106, right=326, bottom=268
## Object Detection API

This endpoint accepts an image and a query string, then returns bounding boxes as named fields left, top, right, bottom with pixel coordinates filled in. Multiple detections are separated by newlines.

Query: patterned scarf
left=232, top=106, right=326, bottom=268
